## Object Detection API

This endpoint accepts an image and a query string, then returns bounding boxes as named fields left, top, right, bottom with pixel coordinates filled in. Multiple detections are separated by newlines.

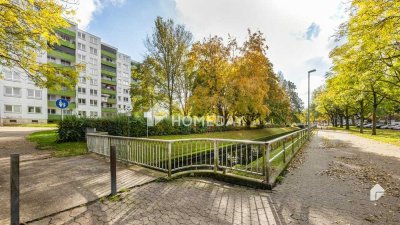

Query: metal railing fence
left=87, top=127, right=315, bottom=185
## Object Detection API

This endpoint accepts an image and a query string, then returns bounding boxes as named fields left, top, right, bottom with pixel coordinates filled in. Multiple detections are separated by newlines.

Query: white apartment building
left=0, top=24, right=133, bottom=125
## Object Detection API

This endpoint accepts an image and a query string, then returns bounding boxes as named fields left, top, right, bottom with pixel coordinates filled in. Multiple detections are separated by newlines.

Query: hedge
left=57, top=115, right=249, bottom=142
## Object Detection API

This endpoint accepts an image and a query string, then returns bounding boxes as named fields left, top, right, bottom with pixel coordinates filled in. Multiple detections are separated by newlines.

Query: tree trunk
left=359, top=100, right=364, bottom=134
left=372, top=93, right=377, bottom=135
left=345, top=106, right=350, bottom=130
left=339, top=116, right=343, bottom=128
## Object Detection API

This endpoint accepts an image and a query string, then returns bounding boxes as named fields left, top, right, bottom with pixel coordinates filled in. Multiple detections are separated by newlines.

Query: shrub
left=57, top=115, right=270, bottom=142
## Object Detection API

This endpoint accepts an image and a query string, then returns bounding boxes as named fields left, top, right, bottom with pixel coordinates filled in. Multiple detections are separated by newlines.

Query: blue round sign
left=56, top=99, right=69, bottom=109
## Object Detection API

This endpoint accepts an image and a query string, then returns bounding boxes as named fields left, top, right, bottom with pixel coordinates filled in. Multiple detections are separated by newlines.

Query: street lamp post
left=308, top=69, right=316, bottom=141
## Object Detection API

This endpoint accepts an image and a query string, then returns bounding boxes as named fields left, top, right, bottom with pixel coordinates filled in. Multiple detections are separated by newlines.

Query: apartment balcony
left=47, top=49, right=76, bottom=62
left=59, top=39, right=76, bottom=49
left=101, top=60, right=116, bottom=68
left=48, top=101, right=76, bottom=108
left=101, top=69, right=116, bottom=77
left=101, top=88, right=116, bottom=95
left=48, top=114, right=62, bottom=121
left=55, top=27, right=76, bottom=37
left=101, top=50, right=116, bottom=60
left=101, top=79, right=117, bottom=86
left=101, top=107, right=117, bottom=113
left=48, top=89, right=76, bottom=97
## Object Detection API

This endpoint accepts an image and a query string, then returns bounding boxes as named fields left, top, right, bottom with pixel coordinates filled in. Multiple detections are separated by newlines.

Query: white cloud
left=74, top=0, right=126, bottom=29
left=174, top=0, right=348, bottom=104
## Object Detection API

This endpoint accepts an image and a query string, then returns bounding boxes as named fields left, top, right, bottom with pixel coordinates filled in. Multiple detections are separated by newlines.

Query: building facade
left=0, top=24, right=132, bottom=125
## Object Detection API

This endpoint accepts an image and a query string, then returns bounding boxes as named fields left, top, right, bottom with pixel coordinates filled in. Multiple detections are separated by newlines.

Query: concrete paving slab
left=0, top=154, right=164, bottom=224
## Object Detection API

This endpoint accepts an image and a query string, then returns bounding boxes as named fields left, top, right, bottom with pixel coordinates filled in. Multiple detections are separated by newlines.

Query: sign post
left=56, top=99, right=69, bottom=121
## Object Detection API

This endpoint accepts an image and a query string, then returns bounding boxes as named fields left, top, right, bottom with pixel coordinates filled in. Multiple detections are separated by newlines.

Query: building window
left=78, top=43, right=86, bottom=51
left=4, top=86, right=21, bottom=97
left=48, top=94, right=57, bottom=101
left=4, top=105, right=21, bottom=113
left=90, top=111, right=98, bottom=117
left=90, top=99, right=98, bottom=106
left=79, top=76, right=86, bottom=84
left=90, top=78, right=98, bottom=86
left=90, top=47, right=97, bottom=55
left=78, top=98, right=86, bottom=105
left=61, top=60, right=71, bottom=66
left=77, top=54, right=86, bottom=63
left=48, top=109, right=56, bottom=114
left=89, top=36, right=98, bottom=44
left=4, top=70, right=20, bottom=81
left=77, top=87, right=86, bottom=94
left=27, top=89, right=42, bottom=99
left=124, top=89, right=129, bottom=94
left=78, top=111, right=87, bottom=117
left=123, top=97, right=129, bottom=102
left=89, top=68, right=97, bottom=75
left=47, top=55, right=57, bottom=63
left=78, top=32, right=86, bottom=40
left=89, top=57, right=97, bottom=65
left=90, top=89, right=98, bottom=96
left=28, top=106, right=42, bottom=114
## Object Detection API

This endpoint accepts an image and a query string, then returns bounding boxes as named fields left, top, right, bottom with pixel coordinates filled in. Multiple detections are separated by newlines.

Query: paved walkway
left=271, top=130, right=400, bottom=224
left=29, top=178, right=280, bottom=225
left=0, top=126, right=54, bottom=158
left=0, top=127, right=163, bottom=224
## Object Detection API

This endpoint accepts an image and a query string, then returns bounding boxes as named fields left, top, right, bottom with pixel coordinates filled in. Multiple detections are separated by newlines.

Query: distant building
left=0, top=24, right=133, bottom=125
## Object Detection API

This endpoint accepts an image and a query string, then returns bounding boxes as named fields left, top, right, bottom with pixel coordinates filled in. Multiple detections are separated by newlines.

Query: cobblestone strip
left=29, top=178, right=279, bottom=225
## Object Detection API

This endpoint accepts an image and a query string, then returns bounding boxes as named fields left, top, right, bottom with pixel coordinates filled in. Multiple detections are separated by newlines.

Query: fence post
left=292, top=134, right=294, bottom=154
left=213, top=140, right=218, bottom=173
left=283, top=139, right=286, bottom=163
left=168, top=142, right=172, bottom=178
left=265, top=143, right=271, bottom=184
left=10, top=154, right=19, bottom=225
left=110, top=146, right=117, bottom=196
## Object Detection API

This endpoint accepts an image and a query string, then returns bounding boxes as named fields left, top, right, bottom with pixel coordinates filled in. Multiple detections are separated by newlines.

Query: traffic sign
left=56, top=99, right=69, bottom=109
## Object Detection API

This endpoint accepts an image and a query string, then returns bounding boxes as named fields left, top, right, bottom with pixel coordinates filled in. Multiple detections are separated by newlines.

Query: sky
left=74, top=0, right=349, bottom=105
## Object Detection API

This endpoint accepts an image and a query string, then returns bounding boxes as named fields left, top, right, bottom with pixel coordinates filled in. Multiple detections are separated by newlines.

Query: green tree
left=144, top=17, right=193, bottom=116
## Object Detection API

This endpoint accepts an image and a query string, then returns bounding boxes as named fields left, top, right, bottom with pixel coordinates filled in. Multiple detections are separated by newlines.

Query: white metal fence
left=87, top=128, right=314, bottom=185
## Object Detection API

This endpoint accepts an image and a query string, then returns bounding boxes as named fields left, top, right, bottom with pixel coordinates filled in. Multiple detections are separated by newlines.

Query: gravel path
left=271, top=130, right=400, bottom=225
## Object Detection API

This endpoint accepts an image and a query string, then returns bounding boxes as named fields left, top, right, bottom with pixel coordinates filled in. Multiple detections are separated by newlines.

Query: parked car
left=392, top=125, right=400, bottom=130
left=364, top=123, right=373, bottom=128
left=380, top=125, right=390, bottom=129
left=376, top=123, right=386, bottom=128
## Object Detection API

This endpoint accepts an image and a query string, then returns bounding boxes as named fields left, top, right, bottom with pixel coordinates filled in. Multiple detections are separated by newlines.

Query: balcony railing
left=47, top=89, right=76, bottom=97
left=48, top=114, right=61, bottom=121
left=101, top=50, right=116, bottom=60
left=101, top=69, right=116, bottom=77
left=101, top=60, right=116, bottom=68
left=101, top=79, right=117, bottom=86
left=101, top=107, right=117, bottom=113
left=59, top=39, right=76, bottom=49
left=55, top=27, right=76, bottom=37
left=101, top=88, right=116, bottom=95
left=47, top=49, right=76, bottom=62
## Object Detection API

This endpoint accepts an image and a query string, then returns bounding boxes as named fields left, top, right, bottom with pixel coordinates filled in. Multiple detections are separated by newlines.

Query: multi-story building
left=0, top=24, right=132, bottom=125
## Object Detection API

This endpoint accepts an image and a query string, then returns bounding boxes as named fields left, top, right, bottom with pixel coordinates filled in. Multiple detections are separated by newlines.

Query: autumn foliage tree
left=0, top=0, right=81, bottom=88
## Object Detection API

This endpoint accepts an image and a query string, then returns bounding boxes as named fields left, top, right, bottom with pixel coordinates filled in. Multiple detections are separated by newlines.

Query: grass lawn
left=27, top=130, right=87, bottom=157
left=328, top=126, right=400, bottom=146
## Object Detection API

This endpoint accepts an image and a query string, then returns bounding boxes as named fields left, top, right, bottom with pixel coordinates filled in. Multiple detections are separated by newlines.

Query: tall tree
left=0, top=0, right=81, bottom=88
left=144, top=17, right=193, bottom=116
left=190, top=36, right=234, bottom=124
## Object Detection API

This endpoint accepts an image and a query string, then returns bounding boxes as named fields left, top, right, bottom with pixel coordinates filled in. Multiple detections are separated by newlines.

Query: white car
left=392, top=125, right=400, bottom=130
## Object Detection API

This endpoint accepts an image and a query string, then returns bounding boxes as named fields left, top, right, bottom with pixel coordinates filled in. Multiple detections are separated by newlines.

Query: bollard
left=110, top=146, right=117, bottom=196
left=10, top=154, right=20, bottom=225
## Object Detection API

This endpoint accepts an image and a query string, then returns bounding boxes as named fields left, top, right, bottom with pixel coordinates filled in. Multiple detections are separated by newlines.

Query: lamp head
left=308, top=69, right=316, bottom=74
